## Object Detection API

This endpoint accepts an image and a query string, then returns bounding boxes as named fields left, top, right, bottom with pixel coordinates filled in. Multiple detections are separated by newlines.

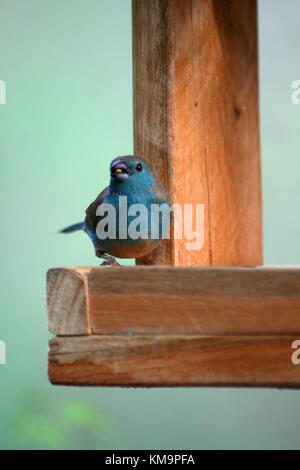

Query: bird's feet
left=100, top=256, right=121, bottom=267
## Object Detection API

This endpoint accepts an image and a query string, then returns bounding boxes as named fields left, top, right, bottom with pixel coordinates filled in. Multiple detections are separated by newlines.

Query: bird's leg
left=96, top=251, right=121, bottom=267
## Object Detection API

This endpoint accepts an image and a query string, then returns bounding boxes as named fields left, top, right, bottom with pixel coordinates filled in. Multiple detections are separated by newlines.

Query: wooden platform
left=47, top=267, right=300, bottom=387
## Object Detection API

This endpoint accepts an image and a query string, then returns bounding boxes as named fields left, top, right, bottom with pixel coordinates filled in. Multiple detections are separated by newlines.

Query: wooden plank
left=47, top=267, right=300, bottom=336
left=48, top=335, right=300, bottom=387
left=133, top=0, right=262, bottom=266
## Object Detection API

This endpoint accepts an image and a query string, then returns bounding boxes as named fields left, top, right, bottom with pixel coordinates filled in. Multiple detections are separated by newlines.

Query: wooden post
left=133, top=0, right=262, bottom=266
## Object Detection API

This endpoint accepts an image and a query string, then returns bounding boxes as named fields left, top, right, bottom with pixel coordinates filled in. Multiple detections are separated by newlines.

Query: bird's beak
left=111, top=161, right=129, bottom=180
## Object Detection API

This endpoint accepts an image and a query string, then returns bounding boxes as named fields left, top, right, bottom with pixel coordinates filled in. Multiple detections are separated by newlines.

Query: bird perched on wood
left=60, top=156, right=171, bottom=266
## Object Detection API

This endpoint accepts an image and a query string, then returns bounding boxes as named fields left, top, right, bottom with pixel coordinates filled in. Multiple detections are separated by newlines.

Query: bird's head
left=110, top=156, right=156, bottom=193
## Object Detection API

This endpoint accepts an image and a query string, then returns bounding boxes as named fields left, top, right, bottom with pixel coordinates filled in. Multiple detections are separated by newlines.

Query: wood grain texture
left=47, top=267, right=300, bottom=336
left=133, top=0, right=262, bottom=266
left=49, top=335, right=300, bottom=387
left=47, top=267, right=92, bottom=335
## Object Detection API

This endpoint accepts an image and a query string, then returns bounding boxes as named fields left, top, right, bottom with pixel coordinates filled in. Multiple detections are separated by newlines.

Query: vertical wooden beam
left=133, top=0, right=262, bottom=266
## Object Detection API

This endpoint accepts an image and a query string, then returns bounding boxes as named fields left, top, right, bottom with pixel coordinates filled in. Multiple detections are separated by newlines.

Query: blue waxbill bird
left=60, top=156, right=171, bottom=266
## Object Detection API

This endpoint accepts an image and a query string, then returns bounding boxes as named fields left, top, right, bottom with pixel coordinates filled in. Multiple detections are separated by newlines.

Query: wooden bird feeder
left=47, top=0, right=300, bottom=388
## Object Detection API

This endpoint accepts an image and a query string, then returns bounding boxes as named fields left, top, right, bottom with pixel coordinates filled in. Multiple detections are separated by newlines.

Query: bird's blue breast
left=84, top=187, right=171, bottom=257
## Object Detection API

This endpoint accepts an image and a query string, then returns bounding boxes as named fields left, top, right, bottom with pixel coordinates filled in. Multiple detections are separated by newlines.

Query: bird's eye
left=136, top=163, right=143, bottom=172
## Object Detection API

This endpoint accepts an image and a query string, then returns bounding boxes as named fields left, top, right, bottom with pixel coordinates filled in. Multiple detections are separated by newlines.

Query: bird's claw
left=100, top=257, right=121, bottom=267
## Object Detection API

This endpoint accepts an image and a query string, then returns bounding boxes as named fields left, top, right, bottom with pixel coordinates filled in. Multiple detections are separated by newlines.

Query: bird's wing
left=84, top=186, right=109, bottom=232
left=152, top=184, right=170, bottom=205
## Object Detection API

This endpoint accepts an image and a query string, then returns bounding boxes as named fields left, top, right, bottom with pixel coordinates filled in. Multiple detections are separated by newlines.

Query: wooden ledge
left=47, top=266, right=300, bottom=387
left=47, top=267, right=300, bottom=336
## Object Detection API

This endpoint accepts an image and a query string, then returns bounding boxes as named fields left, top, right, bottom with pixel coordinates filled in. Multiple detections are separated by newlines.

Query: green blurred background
left=0, top=0, right=299, bottom=450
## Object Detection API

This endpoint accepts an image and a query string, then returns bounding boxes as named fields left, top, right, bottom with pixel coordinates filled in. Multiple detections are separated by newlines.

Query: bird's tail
left=59, top=222, right=84, bottom=234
